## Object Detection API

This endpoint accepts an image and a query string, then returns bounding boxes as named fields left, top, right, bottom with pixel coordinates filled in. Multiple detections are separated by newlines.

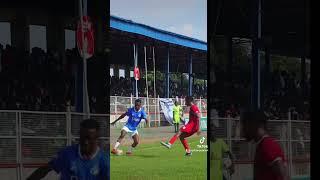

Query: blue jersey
left=49, top=144, right=109, bottom=180
left=125, top=107, right=147, bottom=131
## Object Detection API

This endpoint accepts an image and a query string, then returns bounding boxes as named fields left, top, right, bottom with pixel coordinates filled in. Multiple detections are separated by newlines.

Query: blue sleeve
left=100, top=151, right=110, bottom=180
left=48, top=148, right=66, bottom=173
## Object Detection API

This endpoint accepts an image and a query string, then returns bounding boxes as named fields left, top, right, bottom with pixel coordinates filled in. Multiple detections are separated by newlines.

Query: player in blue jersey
left=27, top=119, right=109, bottom=180
left=111, top=99, right=149, bottom=155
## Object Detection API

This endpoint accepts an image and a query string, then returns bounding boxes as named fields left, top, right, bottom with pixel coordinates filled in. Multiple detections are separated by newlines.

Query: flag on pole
left=77, top=0, right=91, bottom=116
left=134, top=66, right=140, bottom=81
left=77, top=16, right=94, bottom=59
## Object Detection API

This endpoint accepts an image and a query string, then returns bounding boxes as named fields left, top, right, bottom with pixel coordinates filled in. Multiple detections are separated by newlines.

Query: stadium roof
left=110, top=15, right=207, bottom=51
left=109, top=16, right=207, bottom=78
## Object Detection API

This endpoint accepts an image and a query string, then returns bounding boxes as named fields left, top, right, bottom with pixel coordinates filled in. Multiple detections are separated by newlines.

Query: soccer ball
left=115, top=149, right=123, bottom=156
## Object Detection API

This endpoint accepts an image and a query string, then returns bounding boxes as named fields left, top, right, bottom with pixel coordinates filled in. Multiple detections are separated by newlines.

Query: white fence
left=0, top=110, right=109, bottom=180
left=110, top=96, right=207, bottom=127
left=2, top=97, right=308, bottom=179
left=211, top=116, right=310, bottom=179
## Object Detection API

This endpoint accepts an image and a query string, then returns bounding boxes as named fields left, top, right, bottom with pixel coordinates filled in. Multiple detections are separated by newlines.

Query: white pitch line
left=124, top=142, right=195, bottom=151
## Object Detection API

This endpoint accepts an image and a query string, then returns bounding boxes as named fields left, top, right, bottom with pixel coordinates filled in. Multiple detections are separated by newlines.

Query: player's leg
left=160, top=130, right=182, bottom=149
left=132, top=133, right=139, bottom=147
left=179, top=132, right=192, bottom=155
left=117, top=129, right=127, bottom=144
left=112, top=129, right=127, bottom=154
left=127, top=133, right=139, bottom=155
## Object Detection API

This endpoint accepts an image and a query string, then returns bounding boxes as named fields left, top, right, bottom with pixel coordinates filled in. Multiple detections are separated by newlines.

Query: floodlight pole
left=166, top=46, right=170, bottom=98
left=251, top=0, right=261, bottom=111
left=79, top=0, right=90, bottom=117
left=188, top=53, right=193, bottom=96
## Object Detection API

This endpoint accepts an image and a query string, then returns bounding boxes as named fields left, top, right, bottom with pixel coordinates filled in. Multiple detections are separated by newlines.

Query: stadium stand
left=0, top=45, right=107, bottom=113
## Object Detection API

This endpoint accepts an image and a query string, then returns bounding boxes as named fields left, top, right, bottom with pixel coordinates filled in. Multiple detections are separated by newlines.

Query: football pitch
left=110, top=126, right=207, bottom=180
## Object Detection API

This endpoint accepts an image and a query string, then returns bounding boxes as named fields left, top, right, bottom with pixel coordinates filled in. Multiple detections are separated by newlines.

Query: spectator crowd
left=0, top=44, right=107, bottom=113
left=211, top=64, right=310, bottom=120
left=0, top=43, right=309, bottom=120
left=110, top=75, right=207, bottom=99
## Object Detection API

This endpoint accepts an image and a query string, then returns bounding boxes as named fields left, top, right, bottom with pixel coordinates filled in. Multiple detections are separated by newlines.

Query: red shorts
left=180, top=125, right=197, bottom=137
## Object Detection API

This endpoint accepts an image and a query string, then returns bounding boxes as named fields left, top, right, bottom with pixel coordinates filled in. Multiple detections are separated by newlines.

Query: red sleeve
left=260, top=138, right=285, bottom=166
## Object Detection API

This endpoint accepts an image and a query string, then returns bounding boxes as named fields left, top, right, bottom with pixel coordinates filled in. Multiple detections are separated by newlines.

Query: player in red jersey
left=160, top=96, right=201, bottom=156
left=241, top=110, right=289, bottom=180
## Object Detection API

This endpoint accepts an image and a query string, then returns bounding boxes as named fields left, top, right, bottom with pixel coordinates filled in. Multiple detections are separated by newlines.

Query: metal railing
left=0, top=110, right=109, bottom=180
left=210, top=115, right=310, bottom=179
left=110, top=95, right=207, bottom=127
left=0, top=101, right=309, bottom=179
left=0, top=95, right=207, bottom=179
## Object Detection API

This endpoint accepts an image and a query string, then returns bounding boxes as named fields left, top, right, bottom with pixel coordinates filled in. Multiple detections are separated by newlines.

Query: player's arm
left=222, top=141, right=235, bottom=162
left=144, top=118, right=150, bottom=127
left=101, top=152, right=110, bottom=180
left=189, top=106, right=201, bottom=134
left=28, top=147, right=66, bottom=180
left=221, top=139, right=235, bottom=174
left=195, top=110, right=202, bottom=135
left=26, top=164, right=52, bottom=180
left=226, top=151, right=235, bottom=162
left=179, top=107, right=184, bottom=118
left=226, top=150, right=236, bottom=174
left=271, top=160, right=289, bottom=180
left=263, top=140, right=289, bottom=180
left=111, top=112, right=127, bottom=125
left=196, top=117, right=201, bottom=135
left=143, top=111, right=149, bottom=127
left=196, top=113, right=201, bottom=135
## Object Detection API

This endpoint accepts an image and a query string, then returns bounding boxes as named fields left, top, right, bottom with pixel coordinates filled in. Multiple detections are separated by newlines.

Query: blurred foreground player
left=27, top=119, right=109, bottom=180
left=160, top=96, right=201, bottom=156
left=241, top=110, right=289, bottom=180
left=111, top=99, right=149, bottom=155
left=210, top=132, right=235, bottom=180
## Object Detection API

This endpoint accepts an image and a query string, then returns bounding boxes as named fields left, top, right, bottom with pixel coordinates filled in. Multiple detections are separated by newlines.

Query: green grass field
left=110, top=137, right=207, bottom=180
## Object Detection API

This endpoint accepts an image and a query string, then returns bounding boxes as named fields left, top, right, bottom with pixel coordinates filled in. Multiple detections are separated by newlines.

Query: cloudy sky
left=110, top=0, right=207, bottom=42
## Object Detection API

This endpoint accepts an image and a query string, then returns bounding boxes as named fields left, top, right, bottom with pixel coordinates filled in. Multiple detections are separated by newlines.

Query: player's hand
left=110, top=121, right=116, bottom=126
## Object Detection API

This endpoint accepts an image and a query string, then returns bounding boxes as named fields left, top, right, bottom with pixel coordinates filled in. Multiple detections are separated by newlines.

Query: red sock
left=181, top=138, right=190, bottom=152
left=169, top=134, right=179, bottom=145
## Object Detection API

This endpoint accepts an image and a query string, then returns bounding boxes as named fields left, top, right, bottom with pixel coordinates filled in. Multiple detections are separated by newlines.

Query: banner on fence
left=159, top=98, right=174, bottom=125
left=200, top=117, right=207, bottom=131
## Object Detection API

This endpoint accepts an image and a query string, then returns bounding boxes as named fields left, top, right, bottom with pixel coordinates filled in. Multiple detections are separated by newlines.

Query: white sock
left=114, top=142, right=120, bottom=149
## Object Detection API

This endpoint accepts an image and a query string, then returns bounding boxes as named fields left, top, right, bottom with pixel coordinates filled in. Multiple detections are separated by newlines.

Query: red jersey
left=180, top=104, right=200, bottom=136
left=188, top=104, right=200, bottom=131
left=254, top=136, right=287, bottom=180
